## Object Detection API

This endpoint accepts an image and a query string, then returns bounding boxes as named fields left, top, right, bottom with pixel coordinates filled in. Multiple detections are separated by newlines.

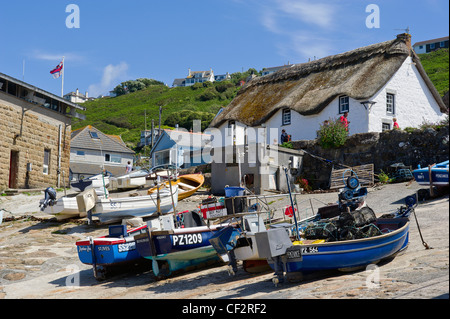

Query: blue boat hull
left=270, top=218, right=409, bottom=273
left=412, top=160, right=449, bottom=186
left=77, top=240, right=142, bottom=266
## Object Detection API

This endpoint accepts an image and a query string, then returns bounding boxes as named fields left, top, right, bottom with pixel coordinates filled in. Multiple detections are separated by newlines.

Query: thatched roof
left=210, top=34, right=447, bottom=128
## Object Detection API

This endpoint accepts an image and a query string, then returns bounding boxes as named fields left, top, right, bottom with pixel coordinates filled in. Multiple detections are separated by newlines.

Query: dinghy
left=148, top=174, right=204, bottom=201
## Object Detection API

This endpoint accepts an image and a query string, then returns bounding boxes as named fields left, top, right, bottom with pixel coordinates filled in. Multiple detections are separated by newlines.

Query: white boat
left=39, top=187, right=108, bottom=221
left=109, top=169, right=148, bottom=190
left=93, top=184, right=179, bottom=223
left=71, top=173, right=110, bottom=192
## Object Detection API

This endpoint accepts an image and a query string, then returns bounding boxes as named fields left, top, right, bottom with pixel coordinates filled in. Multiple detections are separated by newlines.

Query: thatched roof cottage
left=210, top=34, right=447, bottom=145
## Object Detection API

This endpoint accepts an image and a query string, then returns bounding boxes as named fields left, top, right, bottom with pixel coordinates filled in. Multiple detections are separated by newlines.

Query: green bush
left=317, top=118, right=348, bottom=148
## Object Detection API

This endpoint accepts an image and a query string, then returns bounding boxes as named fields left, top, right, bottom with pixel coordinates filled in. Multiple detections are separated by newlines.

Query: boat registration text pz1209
left=172, top=233, right=202, bottom=246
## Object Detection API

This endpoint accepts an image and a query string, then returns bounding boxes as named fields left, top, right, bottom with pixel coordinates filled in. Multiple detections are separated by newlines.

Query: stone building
left=0, top=72, right=85, bottom=191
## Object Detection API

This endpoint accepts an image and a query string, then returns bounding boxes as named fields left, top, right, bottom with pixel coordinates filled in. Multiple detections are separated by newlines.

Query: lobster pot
left=303, top=221, right=338, bottom=242
left=338, top=207, right=376, bottom=228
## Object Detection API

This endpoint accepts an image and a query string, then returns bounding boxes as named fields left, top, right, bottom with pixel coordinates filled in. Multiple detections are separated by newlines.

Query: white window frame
left=339, top=96, right=349, bottom=113
left=382, top=122, right=391, bottom=131
left=386, top=93, right=395, bottom=115
left=104, top=153, right=121, bottom=163
left=282, top=109, right=291, bottom=125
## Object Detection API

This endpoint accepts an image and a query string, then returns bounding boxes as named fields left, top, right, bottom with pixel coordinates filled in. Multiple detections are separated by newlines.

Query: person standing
left=339, top=112, right=350, bottom=131
left=125, top=161, right=133, bottom=174
left=281, top=129, right=288, bottom=144
left=393, top=118, right=400, bottom=130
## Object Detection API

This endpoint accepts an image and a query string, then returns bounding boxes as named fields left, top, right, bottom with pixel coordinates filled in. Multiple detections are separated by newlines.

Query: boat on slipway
left=76, top=224, right=149, bottom=279
left=93, top=184, right=179, bottom=224
left=412, top=160, right=449, bottom=187
left=135, top=210, right=239, bottom=279
left=148, top=173, right=204, bottom=201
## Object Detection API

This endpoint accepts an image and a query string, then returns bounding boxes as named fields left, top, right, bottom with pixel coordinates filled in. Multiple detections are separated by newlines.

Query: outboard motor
left=39, top=187, right=57, bottom=211
left=338, top=172, right=368, bottom=211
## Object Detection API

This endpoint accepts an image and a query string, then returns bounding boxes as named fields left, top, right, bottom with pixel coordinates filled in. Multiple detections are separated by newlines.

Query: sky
left=0, top=0, right=448, bottom=98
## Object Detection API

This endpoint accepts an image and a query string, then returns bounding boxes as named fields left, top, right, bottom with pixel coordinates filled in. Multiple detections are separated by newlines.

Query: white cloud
left=275, top=0, right=335, bottom=29
left=255, top=0, right=336, bottom=61
left=30, top=50, right=84, bottom=62
left=88, top=62, right=129, bottom=97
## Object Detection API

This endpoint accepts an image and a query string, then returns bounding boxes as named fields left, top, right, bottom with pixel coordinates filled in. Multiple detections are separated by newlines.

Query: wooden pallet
left=329, top=164, right=374, bottom=189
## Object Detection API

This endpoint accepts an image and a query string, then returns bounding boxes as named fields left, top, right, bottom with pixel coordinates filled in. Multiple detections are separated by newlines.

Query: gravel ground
left=0, top=181, right=448, bottom=302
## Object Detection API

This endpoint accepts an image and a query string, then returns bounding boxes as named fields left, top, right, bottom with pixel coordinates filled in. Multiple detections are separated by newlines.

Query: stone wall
left=0, top=100, right=71, bottom=191
left=292, top=125, right=449, bottom=189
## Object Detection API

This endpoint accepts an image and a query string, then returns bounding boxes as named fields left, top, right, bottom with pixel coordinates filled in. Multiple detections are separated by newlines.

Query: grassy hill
left=72, top=81, right=241, bottom=148
left=418, top=48, right=449, bottom=97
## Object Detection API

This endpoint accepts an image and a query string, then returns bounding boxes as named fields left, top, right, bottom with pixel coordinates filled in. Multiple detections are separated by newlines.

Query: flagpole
left=61, top=56, right=65, bottom=97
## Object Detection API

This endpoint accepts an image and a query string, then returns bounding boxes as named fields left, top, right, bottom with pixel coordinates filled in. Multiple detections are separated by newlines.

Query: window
left=386, top=93, right=395, bottom=114
left=89, top=131, right=99, bottom=139
left=105, top=153, right=121, bottom=163
left=282, top=109, right=291, bottom=125
left=419, top=45, right=423, bottom=49
left=382, top=122, right=391, bottom=131
left=43, top=149, right=50, bottom=175
left=439, top=41, right=445, bottom=47
left=339, top=96, right=349, bottom=113
left=76, top=150, right=85, bottom=156
left=430, top=43, right=435, bottom=50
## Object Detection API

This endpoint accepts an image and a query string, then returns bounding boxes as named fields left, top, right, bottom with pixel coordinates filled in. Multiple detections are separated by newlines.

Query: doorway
left=9, top=151, right=19, bottom=189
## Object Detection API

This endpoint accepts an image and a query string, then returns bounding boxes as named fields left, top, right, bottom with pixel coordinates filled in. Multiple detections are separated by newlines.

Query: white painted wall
left=368, top=56, right=446, bottom=131
left=70, top=149, right=133, bottom=166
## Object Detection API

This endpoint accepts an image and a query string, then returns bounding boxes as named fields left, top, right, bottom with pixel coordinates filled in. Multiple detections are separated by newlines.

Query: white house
left=413, top=36, right=449, bottom=54
left=210, top=34, right=447, bottom=146
left=173, top=69, right=215, bottom=87
left=70, top=125, right=135, bottom=180
left=150, top=129, right=212, bottom=168
left=64, top=88, right=94, bottom=104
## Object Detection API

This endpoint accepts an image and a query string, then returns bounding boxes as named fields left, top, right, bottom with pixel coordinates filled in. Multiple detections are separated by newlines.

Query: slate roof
left=71, top=125, right=134, bottom=154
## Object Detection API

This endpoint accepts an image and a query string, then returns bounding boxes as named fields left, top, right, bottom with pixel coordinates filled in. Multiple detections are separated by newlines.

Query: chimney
left=85, top=91, right=88, bottom=98
left=76, top=88, right=79, bottom=96
left=188, top=68, right=191, bottom=77
left=397, top=33, right=412, bottom=51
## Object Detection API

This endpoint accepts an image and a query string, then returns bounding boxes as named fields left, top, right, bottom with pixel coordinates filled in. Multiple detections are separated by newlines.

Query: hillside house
left=0, top=72, right=85, bottom=190
left=70, top=125, right=135, bottom=181
left=150, top=129, right=212, bottom=168
left=210, top=34, right=447, bottom=146
left=413, top=36, right=449, bottom=54
left=172, top=68, right=232, bottom=87
left=64, top=88, right=94, bottom=104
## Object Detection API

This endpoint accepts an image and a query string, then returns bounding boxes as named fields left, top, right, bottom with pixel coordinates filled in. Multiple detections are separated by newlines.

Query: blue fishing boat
left=412, top=160, right=449, bottom=187
left=269, top=217, right=409, bottom=281
left=259, top=198, right=415, bottom=285
left=76, top=224, right=148, bottom=279
left=135, top=211, right=239, bottom=279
